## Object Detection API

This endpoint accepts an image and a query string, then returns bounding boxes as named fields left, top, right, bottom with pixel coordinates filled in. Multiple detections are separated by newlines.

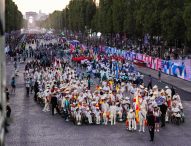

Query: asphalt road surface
left=5, top=60, right=191, bottom=146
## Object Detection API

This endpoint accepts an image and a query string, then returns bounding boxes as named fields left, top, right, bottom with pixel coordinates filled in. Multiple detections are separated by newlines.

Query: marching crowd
left=9, top=34, right=185, bottom=142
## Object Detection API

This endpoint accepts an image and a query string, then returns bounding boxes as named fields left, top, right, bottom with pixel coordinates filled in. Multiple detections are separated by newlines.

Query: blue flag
left=116, top=62, right=119, bottom=79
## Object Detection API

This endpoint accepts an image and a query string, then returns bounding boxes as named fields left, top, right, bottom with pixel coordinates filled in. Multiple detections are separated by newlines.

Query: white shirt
left=109, top=105, right=117, bottom=114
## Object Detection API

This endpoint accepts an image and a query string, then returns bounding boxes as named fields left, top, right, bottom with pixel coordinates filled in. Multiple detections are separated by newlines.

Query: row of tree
left=41, top=0, right=191, bottom=49
left=5, top=0, right=23, bottom=32
left=40, top=0, right=96, bottom=33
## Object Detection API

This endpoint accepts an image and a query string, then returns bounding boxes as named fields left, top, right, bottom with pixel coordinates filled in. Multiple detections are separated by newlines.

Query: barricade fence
left=104, top=47, right=191, bottom=82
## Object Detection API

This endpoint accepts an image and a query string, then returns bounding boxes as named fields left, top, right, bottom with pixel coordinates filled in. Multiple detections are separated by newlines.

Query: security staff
left=147, top=111, right=155, bottom=142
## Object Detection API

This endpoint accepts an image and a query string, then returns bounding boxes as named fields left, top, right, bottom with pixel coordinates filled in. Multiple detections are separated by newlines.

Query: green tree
left=5, top=0, right=23, bottom=32
left=99, top=0, right=113, bottom=34
left=183, top=0, right=191, bottom=52
left=123, top=0, right=136, bottom=38
left=85, top=0, right=96, bottom=29
left=161, top=0, right=185, bottom=46
left=184, top=1, right=191, bottom=41
left=112, top=0, right=126, bottom=33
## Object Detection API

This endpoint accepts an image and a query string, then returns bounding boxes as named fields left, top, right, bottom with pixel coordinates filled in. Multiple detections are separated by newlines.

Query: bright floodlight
left=97, top=32, right=101, bottom=37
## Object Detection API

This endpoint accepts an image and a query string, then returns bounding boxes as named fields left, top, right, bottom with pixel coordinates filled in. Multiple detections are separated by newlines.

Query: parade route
left=3, top=0, right=191, bottom=145
left=5, top=59, right=191, bottom=146
left=136, top=65, right=191, bottom=94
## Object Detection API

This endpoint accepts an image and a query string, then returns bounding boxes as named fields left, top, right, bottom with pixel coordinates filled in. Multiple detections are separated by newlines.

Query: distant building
left=25, top=11, right=48, bottom=21
left=37, top=10, right=48, bottom=21
left=25, top=11, right=38, bottom=21
left=25, top=11, right=48, bottom=28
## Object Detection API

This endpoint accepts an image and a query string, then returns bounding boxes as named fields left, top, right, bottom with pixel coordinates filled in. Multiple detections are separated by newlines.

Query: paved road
left=5, top=61, right=191, bottom=146
left=136, top=65, right=191, bottom=93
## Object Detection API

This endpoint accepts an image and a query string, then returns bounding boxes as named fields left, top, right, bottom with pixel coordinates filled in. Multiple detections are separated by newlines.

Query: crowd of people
left=9, top=33, right=185, bottom=142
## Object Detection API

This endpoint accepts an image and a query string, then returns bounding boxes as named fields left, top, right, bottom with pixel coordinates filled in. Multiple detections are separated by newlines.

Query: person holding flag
left=70, top=43, right=75, bottom=54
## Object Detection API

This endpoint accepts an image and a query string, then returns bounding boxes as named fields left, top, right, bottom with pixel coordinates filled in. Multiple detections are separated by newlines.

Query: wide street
left=5, top=59, right=191, bottom=146
left=3, top=0, right=191, bottom=145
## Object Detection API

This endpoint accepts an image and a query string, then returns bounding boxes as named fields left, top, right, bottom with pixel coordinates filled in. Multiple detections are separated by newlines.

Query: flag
left=81, top=44, right=86, bottom=52
left=135, top=96, right=141, bottom=123
left=70, top=44, right=75, bottom=53
left=116, top=62, right=119, bottom=79
left=155, top=96, right=165, bottom=105
left=90, top=46, right=93, bottom=54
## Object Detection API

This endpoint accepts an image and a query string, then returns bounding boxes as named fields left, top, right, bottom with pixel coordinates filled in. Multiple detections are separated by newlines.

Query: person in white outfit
left=117, top=103, right=123, bottom=121
left=43, top=95, right=50, bottom=112
left=75, top=108, right=82, bottom=125
left=86, top=108, right=93, bottom=124
left=102, top=101, right=109, bottom=125
left=138, top=107, right=147, bottom=132
left=127, top=109, right=136, bottom=131
left=110, top=102, right=117, bottom=125
left=95, top=108, right=101, bottom=124
left=165, top=86, right=172, bottom=97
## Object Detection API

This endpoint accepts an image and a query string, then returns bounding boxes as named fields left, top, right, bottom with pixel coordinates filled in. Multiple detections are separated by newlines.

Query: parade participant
left=42, top=93, right=50, bottom=112
left=102, top=100, right=109, bottom=125
left=88, top=78, right=91, bottom=90
left=109, top=102, right=117, bottom=125
left=95, top=107, right=101, bottom=124
left=63, top=96, right=70, bottom=121
left=139, top=85, right=145, bottom=96
left=138, top=106, right=147, bottom=132
left=147, top=111, right=155, bottom=142
left=165, top=86, right=172, bottom=107
left=50, top=92, right=60, bottom=116
left=165, top=86, right=172, bottom=99
left=33, top=80, right=39, bottom=101
left=129, top=83, right=136, bottom=101
left=173, top=92, right=181, bottom=103
left=153, top=85, right=159, bottom=97
left=172, top=95, right=183, bottom=110
left=171, top=86, right=176, bottom=97
left=85, top=108, right=93, bottom=124
left=159, top=100, right=168, bottom=127
left=75, top=108, right=82, bottom=125
left=153, top=106, right=161, bottom=132
left=116, top=102, right=123, bottom=121
left=127, top=109, right=136, bottom=131
left=29, top=77, right=34, bottom=94
left=25, top=78, right=30, bottom=97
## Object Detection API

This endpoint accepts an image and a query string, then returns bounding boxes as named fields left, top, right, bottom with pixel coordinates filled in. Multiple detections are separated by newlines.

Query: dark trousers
left=147, top=82, right=152, bottom=90
left=161, top=114, right=166, bottom=127
left=34, top=92, right=38, bottom=101
left=26, top=87, right=30, bottom=96
left=88, top=84, right=91, bottom=90
left=63, top=110, right=69, bottom=120
left=149, top=126, right=155, bottom=141
left=52, top=105, right=60, bottom=115
left=30, top=86, right=33, bottom=93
